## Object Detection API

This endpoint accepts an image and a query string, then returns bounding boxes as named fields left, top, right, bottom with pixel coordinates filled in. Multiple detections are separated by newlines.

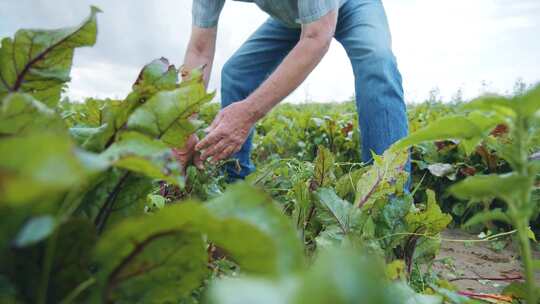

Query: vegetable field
left=1, top=7, right=539, bottom=304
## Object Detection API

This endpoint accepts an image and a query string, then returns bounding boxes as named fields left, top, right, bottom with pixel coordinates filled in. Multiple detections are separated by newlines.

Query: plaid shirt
left=192, top=0, right=346, bottom=28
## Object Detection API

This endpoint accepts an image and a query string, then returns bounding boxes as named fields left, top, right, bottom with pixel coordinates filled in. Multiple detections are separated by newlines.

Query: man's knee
left=365, top=46, right=396, bottom=66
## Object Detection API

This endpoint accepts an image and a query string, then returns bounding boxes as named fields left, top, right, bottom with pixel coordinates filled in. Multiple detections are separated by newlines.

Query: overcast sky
left=1, top=0, right=539, bottom=103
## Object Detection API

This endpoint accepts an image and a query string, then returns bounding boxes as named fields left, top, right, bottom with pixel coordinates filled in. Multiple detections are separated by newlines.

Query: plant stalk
left=516, top=219, right=537, bottom=304
left=37, top=228, right=59, bottom=304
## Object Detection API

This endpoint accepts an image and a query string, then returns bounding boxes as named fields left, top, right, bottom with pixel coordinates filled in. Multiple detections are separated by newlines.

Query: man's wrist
left=243, top=97, right=266, bottom=123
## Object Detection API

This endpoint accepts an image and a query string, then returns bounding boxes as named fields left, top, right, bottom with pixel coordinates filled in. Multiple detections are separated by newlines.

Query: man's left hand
left=195, top=100, right=257, bottom=163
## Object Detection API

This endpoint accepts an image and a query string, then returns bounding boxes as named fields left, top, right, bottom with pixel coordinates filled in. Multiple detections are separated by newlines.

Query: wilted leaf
left=427, top=163, right=455, bottom=178
left=0, top=6, right=100, bottom=107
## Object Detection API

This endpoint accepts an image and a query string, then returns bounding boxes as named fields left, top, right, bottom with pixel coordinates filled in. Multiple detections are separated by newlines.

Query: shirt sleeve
left=192, top=0, right=226, bottom=28
left=298, top=0, right=341, bottom=24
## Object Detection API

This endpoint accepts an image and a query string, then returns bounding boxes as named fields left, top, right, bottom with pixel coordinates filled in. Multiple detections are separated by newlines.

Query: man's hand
left=195, top=100, right=257, bottom=163
left=173, top=134, right=203, bottom=172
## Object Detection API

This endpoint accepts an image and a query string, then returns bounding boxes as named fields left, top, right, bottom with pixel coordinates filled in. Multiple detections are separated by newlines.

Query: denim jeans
left=221, top=0, right=409, bottom=179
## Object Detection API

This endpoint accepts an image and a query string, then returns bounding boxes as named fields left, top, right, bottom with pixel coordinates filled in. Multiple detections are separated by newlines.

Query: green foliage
left=94, top=184, right=305, bottom=302
left=127, top=86, right=214, bottom=148
left=206, top=183, right=304, bottom=275
left=0, top=6, right=101, bottom=107
left=1, top=6, right=538, bottom=304
left=405, top=190, right=452, bottom=235
left=207, top=248, right=449, bottom=304
left=0, top=133, right=104, bottom=204
left=396, top=84, right=540, bottom=303
left=0, top=93, right=65, bottom=136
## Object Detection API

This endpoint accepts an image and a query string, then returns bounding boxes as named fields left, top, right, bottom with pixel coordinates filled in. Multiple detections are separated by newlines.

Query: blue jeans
left=221, top=0, right=408, bottom=179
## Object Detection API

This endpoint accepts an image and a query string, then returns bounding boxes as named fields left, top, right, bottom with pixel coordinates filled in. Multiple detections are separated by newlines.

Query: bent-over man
left=177, top=0, right=408, bottom=180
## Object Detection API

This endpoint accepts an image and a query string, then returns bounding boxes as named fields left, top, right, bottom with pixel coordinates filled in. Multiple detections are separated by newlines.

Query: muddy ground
left=432, top=229, right=540, bottom=294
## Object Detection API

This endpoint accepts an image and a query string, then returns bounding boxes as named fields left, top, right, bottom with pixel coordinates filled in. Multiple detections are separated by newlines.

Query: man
left=177, top=0, right=408, bottom=180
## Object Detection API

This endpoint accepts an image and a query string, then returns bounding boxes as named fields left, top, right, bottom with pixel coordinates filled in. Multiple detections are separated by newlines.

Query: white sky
left=1, top=0, right=539, bottom=103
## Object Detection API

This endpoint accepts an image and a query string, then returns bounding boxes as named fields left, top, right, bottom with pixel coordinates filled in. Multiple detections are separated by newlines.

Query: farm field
left=1, top=6, right=540, bottom=304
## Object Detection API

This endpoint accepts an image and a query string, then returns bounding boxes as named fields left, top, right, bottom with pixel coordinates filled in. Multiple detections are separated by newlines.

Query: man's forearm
left=244, top=36, right=331, bottom=122
left=183, top=26, right=217, bottom=87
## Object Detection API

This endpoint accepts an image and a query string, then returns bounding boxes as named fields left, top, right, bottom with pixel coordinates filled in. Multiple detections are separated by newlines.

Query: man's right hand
left=173, top=134, right=204, bottom=173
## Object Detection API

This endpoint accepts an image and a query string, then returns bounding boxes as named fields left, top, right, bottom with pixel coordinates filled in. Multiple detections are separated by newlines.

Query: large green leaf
left=127, top=83, right=213, bottom=148
left=392, top=113, right=502, bottom=153
left=48, top=219, right=97, bottom=302
left=375, top=195, right=413, bottom=252
left=463, top=85, right=540, bottom=119
left=0, top=133, right=104, bottom=204
left=2, top=218, right=97, bottom=303
left=0, top=93, right=65, bottom=136
left=315, top=188, right=353, bottom=234
left=0, top=6, right=100, bottom=107
left=206, top=183, right=304, bottom=275
left=355, top=149, right=408, bottom=209
left=94, top=196, right=300, bottom=302
left=312, top=146, right=335, bottom=188
left=74, top=169, right=153, bottom=233
left=93, top=203, right=209, bottom=303
left=99, top=131, right=183, bottom=185
left=206, top=276, right=298, bottom=304
left=207, top=249, right=393, bottom=304
left=448, top=173, right=530, bottom=203
left=393, top=116, right=480, bottom=150
left=461, top=95, right=517, bottom=117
